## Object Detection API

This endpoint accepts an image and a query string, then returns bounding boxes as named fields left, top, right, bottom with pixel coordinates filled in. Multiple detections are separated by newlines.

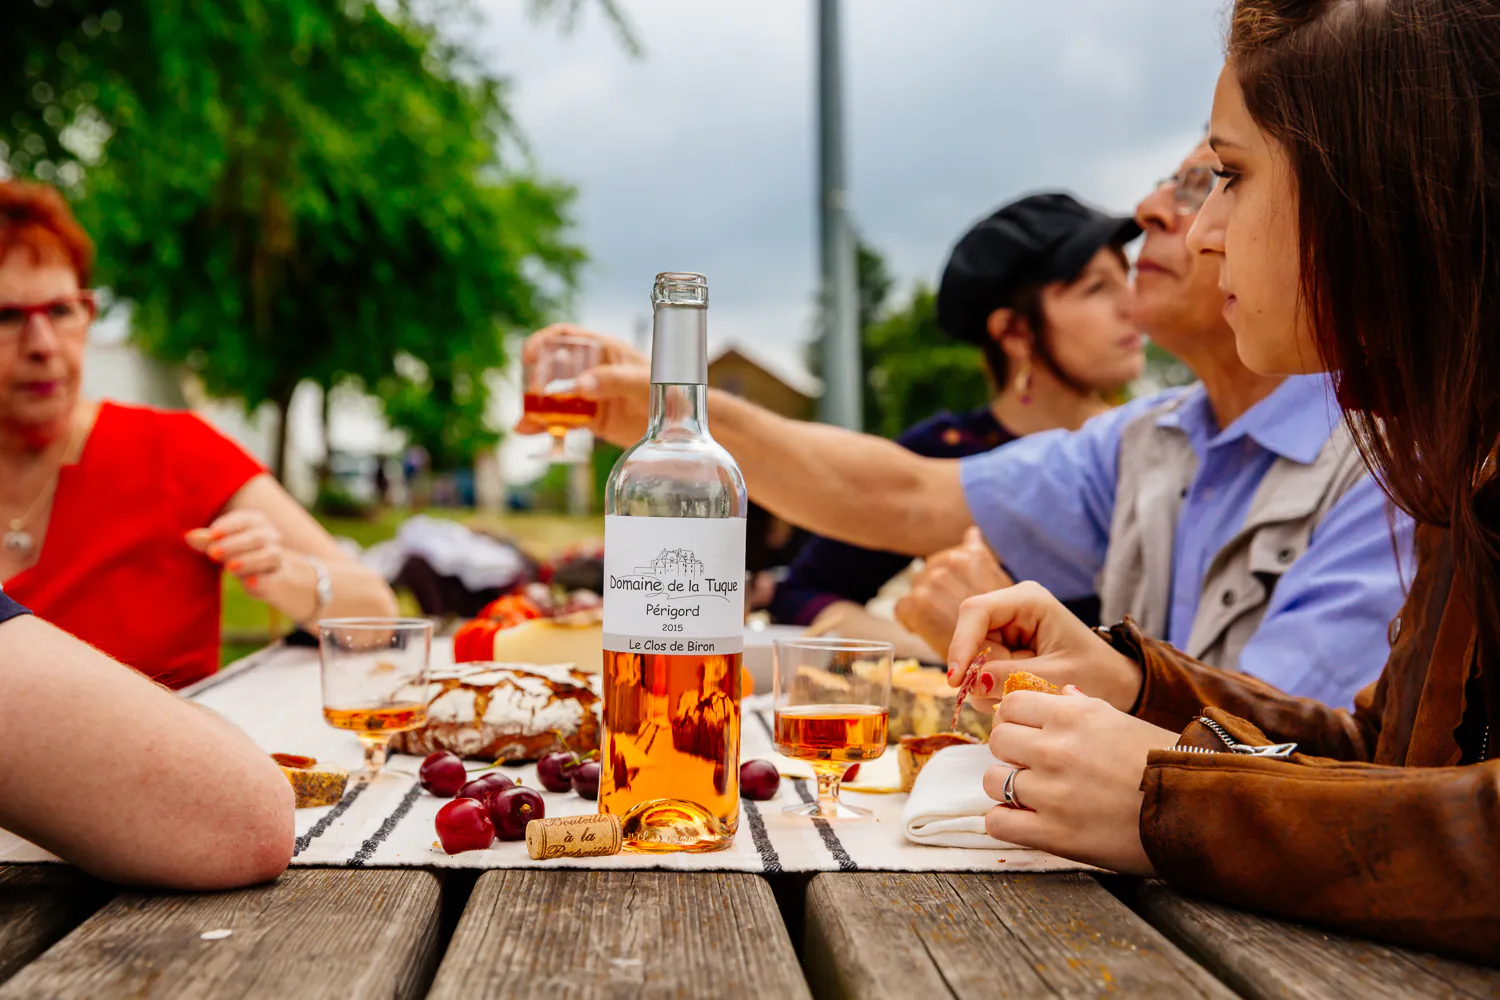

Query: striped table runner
left=0, top=642, right=1085, bottom=874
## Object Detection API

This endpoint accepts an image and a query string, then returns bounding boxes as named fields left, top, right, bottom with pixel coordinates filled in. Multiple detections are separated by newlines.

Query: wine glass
left=318, top=618, right=434, bottom=777
left=523, top=335, right=603, bottom=463
left=772, top=638, right=893, bottom=820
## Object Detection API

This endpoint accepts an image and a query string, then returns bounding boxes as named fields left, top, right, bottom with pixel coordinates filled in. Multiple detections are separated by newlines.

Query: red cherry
left=571, top=760, right=601, bottom=800
left=537, top=751, right=580, bottom=793
left=843, top=763, right=861, bottom=783
left=488, top=786, right=545, bottom=841
left=739, top=760, right=780, bottom=801
left=458, top=772, right=514, bottom=803
left=418, top=752, right=467, bottom=798
left=435, top=798, right=495, bottom=854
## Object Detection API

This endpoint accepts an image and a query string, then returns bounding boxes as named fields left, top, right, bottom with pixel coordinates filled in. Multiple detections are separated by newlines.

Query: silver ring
left=1001, top=766, right=1025, bottom=809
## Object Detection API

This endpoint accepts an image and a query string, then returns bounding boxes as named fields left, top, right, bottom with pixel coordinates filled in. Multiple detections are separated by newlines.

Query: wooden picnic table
left=4, top=649, right=1497, bottom=998
left=2, top=862, right=1496, bottom=998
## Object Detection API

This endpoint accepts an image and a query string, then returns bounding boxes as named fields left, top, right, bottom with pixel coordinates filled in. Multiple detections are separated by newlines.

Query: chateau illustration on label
left=638, top=548, right=704, bottom=580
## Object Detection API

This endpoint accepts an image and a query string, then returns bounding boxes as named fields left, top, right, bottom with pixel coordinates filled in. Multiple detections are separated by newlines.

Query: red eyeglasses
left=0, top=293, right=97, bottom=339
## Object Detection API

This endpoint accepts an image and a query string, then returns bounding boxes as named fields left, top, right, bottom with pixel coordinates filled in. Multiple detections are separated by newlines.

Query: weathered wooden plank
left=804, top=872, right=1236, bottom=999
left=0, top=867, right=110, bottom=987
left=0, top=868, right=445, bottom=1000
left=1130, top=881, right=1500, bottom=1000
left=426, top=870, right=813, bottom=1000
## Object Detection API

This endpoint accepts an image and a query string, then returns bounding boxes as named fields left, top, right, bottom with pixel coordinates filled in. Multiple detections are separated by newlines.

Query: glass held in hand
left=772, top=637, right=894, bottom=820
left=523, top=334, right=603, bottom=463
left=318, top=617, right=434, bottom=777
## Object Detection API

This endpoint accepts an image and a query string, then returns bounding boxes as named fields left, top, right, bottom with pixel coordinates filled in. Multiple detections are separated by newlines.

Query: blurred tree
left=863, top=285, right=991, bottom=440
left=808, top=238, right=988, bottom=437
left=2, top=0, right=582, bottom=480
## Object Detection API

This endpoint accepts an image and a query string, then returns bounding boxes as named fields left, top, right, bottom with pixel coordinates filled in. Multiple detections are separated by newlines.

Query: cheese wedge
left=487, top=618, right=603, bottom=674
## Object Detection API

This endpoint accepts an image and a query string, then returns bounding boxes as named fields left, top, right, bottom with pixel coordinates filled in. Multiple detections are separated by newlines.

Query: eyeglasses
left=1156, top=166, right=1217, bottom=216
left=0, top=293, right=97, bottom=340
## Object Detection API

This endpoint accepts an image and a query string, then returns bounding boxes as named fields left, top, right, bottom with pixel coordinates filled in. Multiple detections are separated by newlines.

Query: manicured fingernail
left=245, top=575, right=258, bottom=588
left=227, top=560, right=242, bottom=573
left=208, top=546, right=223, bottom=560
left=978, top=674, right=994, bottom=695
left=946, top=663, right=957, bottom=680
left=1064, top=684, right=1084, bottom=696
left=210, top=529, right=225, bottom=540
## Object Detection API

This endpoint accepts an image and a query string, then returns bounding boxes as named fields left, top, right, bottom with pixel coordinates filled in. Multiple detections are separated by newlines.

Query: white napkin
left=901, top=743, right=1022, bottom=849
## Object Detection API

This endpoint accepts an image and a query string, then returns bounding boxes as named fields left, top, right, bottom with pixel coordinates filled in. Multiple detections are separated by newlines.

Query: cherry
left=844, top=763, right=861, bottom=783
left=537, top=751, right=580, bottom=793
left=571, top=760, right=602, bottom=800
left=458, top=772, right=514, bottom=803
left=435, top=798, right=495, bottom=854
left=739, top=759, right=780, bottom=801
left=488, top=785, right=545, bottom=841
left=418, top=752, right=467, bottom=798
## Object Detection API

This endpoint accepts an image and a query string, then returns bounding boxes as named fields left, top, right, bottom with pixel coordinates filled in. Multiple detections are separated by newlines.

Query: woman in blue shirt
left=768, top=193, right=1145, bottom=656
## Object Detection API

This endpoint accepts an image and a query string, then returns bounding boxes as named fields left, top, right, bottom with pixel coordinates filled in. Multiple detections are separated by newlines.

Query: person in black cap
left=762, top=192, right=1143, bottom=653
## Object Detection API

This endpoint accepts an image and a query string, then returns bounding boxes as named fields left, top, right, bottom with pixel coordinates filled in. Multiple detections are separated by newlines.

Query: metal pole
left=817, top=0, right=861, bottom=430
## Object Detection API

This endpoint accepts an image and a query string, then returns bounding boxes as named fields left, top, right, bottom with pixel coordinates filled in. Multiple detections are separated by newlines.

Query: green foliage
left=864, top=286, right=991, bottom=439
left=3, top=0, right=583, bottom=478
left=808, top=238, right=990, bottom=437
left=314, top=478, right=373, bottom=519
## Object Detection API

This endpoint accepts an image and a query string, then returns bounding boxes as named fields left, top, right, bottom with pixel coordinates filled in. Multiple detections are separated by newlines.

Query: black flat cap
left=937, top=192, right=1140, bottom=345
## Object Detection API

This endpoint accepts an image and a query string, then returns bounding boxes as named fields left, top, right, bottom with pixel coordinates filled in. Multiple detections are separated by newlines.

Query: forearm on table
left=1142, top=753, right=1500, bottom=964
left=0, top=616, right=293, bottom=889
left=706, top=389, right=969, bottom=555
left=1131, top=630, right=1373, bottom=758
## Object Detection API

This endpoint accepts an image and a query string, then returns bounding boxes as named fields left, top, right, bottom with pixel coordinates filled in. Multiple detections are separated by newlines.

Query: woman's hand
left=983, top=686, right=1178, bottom=876
left=187, top=507, right=288, bottom=596
left=895, top=527, right=1014, bottom=656
left=948, top=581, right=1143, bottom=713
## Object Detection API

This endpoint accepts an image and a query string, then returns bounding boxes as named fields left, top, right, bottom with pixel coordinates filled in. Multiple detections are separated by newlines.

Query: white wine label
left=603, top=515, right=746, bottom=655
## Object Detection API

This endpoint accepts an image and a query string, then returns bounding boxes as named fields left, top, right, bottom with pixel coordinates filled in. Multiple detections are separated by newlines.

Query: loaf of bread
left=390, top=662, right=601, bottom=762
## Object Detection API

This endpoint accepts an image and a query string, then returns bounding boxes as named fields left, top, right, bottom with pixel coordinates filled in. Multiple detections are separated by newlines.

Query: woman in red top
left=0, top=181, right=398, bottom=689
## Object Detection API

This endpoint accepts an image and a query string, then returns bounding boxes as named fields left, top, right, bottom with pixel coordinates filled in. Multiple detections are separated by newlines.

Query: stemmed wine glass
left=523, top=335, right=603, bottom=463
left=318, top=618, right=433, bottom=777
left=772, top=638, right=893, bottom=820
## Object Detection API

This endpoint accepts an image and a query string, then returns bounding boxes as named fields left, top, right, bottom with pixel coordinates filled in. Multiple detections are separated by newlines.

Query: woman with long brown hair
left=946, top=0, right=1500, bottom=961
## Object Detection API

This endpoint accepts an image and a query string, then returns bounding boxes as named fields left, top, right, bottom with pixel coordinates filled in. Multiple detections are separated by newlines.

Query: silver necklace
left=3, top=423, right=81, bottom=559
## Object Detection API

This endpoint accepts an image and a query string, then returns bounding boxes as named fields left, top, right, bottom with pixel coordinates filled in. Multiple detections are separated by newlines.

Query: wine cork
left=526, top=813, right=623, bottom=860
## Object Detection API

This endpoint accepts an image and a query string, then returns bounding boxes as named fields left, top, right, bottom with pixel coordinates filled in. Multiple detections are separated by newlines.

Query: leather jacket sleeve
left=1118, top=621, right=1381, bottom=760
left=1139, top=707, right=1500, bottom=964
left=1120, top=626, right=1500, bottom=963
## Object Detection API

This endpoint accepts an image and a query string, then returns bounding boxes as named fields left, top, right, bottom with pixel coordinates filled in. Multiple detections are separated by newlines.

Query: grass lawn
left=219, top=509, right=603, bottom=666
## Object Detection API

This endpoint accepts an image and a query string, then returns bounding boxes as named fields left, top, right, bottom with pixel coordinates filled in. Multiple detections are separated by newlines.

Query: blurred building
left=708, top=342, right=820, bottom=420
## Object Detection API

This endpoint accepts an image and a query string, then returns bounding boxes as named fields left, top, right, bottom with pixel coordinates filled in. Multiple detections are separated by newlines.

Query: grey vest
left=1096, top=393, right=1368, bottom=670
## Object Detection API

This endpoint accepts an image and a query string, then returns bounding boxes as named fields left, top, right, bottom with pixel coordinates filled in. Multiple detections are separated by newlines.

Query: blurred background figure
left=0, top=181, right=398, bottom=688
left=769, top=193, right=1143, bottom=658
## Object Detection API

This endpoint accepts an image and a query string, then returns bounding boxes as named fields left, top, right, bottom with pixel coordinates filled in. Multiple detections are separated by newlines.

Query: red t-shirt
left=5, top=401, right=266, bottom=689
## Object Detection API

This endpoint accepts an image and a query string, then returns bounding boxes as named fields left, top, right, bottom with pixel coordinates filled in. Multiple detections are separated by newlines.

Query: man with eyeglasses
left=527, top=141, right=1411, bottom=707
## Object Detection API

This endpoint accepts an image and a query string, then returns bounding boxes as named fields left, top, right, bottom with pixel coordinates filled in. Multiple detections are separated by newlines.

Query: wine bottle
left=600, top=272, right=748, bottom=851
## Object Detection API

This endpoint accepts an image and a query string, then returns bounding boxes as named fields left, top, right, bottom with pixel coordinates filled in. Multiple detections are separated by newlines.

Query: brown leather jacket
left=1121, top=524, right=1500, bottom=963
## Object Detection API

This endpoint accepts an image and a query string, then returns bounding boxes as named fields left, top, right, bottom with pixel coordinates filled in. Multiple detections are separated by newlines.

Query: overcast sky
left=465, top=0, right=1226, bottom=377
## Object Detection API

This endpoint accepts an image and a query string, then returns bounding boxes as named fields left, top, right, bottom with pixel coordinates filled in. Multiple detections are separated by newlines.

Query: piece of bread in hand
left=1002, top=670, right=1062, bottom=697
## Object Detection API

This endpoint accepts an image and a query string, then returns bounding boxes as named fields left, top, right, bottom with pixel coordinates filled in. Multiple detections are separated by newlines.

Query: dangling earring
left=1015, top=357, right=1033, bottom=405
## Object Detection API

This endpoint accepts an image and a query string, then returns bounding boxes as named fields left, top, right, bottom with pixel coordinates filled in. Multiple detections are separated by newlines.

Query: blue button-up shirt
left=959, top=375, right=1413, bottom=708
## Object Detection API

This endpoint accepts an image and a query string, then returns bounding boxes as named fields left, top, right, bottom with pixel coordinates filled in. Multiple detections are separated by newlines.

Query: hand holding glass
left=318, top=618, right=433, bottom=777
left=773, top=638, right=893, bottom=820
left=523, top=335, right=602, bottom=463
